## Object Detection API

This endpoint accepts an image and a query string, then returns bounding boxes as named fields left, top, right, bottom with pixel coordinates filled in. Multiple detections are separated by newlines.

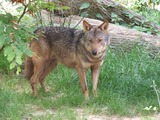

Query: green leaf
left=16, top=66, right=21, bottom=75
left=15, top=48, right=23, bottom=56
left=25, top=48, right=32, bottom=57
left=14, top=34, right=21, bottom=42
left=80, top=2, right=90, bottom=10
left=16, top=56, right=22, bottom=65
left=96, top=13, right=103, bottom=19
left=4, top=46, right=13, bottom=56
left=1, top=13, right=12, bottom=24
left=17, top=29, right=25, bottom=36
left=6, top=25, right=13, bottom=34
left=10, top=62, right=16, bottom=69
left=0, top=25, right=4, bottom=34
left=0, top=35, right=5, bottom=46
left=111, top=13, right=118, bottom=18
left=80, top=11, right=88, bottom=17
left=7, top=52, right=15, bottom=62
left=61, top=6, right=70, bottom=10
left=5, top=36, right=12, bottom=45
left=128, top=14, right=134, bottom=19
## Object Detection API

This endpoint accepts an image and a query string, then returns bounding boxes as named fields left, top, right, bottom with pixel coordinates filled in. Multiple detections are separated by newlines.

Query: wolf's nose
left=92, top=50, right=97, bottom=56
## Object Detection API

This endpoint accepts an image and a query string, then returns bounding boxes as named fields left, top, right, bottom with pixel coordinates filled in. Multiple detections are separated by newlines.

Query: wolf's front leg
left=77, top=67, right=89, bottom=99
left=91, top=65, right=101, bottom=97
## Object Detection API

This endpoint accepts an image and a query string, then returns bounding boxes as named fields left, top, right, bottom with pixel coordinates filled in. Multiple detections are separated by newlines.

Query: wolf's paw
left=92, top=89, right=98, bottom=98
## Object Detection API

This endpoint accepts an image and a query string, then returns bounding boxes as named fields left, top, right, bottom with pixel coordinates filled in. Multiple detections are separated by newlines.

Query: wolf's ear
left=83, top=20, right=92, bottom=32
left=99, top=20, right=109, bottom=32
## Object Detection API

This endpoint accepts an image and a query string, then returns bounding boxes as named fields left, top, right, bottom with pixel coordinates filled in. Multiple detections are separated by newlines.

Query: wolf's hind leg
left=39, top=59, right=58, bottom=92
left=30, top=59, right=48, bottom=96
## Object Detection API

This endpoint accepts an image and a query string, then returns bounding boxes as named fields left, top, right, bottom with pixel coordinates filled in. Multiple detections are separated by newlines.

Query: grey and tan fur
left=25, top=20, right=110, bottom=99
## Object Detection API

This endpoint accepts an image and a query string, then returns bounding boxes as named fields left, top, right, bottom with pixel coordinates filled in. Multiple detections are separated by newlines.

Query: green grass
left=0, top=43, right=160, bottom=119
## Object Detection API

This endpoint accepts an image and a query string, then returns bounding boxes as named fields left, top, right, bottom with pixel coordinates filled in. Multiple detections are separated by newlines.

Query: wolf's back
left=44, top=27, right=80, bottom=43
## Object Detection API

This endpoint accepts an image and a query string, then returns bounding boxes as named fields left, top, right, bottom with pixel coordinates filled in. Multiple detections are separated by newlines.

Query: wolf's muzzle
left=92, top=49, right=97, bottom=56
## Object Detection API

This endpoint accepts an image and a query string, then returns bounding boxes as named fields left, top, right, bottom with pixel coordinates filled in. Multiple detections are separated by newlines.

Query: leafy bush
left=0, top=0, right=70, bottom=74
left=0, top=12, right=33, bottom=74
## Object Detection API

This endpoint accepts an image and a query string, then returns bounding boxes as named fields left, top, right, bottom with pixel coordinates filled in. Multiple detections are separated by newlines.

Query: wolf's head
left=82, top=20, right=110, bottom=58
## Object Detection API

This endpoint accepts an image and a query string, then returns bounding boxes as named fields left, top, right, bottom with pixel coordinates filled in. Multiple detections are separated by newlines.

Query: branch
left=17, top=4, right=28, bottom=23
left=73, top=16, right=84, bottom=28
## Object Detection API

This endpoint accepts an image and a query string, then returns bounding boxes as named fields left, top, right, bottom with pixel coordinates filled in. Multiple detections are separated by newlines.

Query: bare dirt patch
left=76, top=108, right=160, bottom=120
left=24, top=106, right=160, bottom=120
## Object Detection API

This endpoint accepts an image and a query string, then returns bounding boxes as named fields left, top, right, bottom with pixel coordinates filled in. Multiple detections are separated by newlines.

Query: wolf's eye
left=98, top=39, right=102, bottom=42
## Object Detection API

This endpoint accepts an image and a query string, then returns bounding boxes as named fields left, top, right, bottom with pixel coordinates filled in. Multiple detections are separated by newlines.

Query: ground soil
left=25, top=107, right=160, bottom=120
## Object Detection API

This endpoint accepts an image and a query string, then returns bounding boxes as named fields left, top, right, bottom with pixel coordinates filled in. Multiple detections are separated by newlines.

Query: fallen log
left=53, top=0, right=160, bottom=35
left=47, top=15, right=160, bottom=53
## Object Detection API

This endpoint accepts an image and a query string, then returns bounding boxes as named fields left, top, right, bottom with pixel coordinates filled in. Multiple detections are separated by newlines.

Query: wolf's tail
left=25, top=56, right=34, bottom=80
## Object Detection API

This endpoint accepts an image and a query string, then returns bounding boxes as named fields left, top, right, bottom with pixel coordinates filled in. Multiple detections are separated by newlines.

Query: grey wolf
left=25, top=20, right=110, bottom=99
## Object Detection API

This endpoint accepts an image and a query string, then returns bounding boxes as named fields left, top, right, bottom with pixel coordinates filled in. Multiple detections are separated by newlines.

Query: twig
left=62, top=17, right=66, bottom=27
left=18, top=4, right=28, bottom=23
left=73, top=16, right=84, bottom=29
